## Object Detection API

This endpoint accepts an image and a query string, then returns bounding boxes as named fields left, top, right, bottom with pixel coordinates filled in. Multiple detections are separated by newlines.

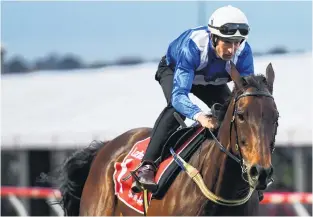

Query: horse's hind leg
left=79, top=160, right=117, bottom=216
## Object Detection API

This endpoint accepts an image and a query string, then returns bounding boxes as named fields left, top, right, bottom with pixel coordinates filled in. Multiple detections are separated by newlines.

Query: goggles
left=209, top=23, right=250, bottom=36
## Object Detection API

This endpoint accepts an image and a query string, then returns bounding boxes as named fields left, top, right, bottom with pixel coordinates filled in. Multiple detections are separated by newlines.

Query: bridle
left=208, top=89, right=276, bottom=183
left=169, top=88, right=278, bottom=206
left=158, top=87, right=279, bottom=207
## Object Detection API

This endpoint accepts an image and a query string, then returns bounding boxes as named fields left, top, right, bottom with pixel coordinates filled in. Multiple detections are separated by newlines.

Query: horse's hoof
left=131, top=181, right=143, bottom=193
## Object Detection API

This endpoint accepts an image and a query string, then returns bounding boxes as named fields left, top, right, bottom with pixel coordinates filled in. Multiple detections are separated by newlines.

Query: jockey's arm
left=235, top=41, right=255, bottom=76
left=171, top=39, right=204, bottom=121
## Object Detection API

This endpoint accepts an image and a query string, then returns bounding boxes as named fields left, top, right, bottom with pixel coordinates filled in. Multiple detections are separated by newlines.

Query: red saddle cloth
left=113, top=128, right=203, bottom=214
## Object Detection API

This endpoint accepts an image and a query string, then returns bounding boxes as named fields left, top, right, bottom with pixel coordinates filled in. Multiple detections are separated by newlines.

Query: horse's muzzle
left=249, top=164, right=274, bottom=190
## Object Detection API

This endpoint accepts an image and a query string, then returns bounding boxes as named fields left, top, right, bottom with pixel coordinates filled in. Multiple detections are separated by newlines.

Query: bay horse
left=47, top=62, right=279, bottom=216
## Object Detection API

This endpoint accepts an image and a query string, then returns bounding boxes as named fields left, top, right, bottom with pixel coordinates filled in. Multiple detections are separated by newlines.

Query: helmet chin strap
left=211, top=34, right=218, bottom=47
left=210, top=34, right=225, bottom=60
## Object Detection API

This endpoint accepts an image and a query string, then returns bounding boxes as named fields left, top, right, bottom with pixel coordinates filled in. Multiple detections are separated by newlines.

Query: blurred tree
left=115, top=56, right=144, bottom=65
left=57, top=54, right=83, bottom=70
left=87, top=61, right=109, bottom=69
left=33, top=53, right=60, bottom=71
left=7, top=55, right=30, bottom=73
left=1, top=44, right=7, bottom=74
left=267, top=46, right=288, bottom=55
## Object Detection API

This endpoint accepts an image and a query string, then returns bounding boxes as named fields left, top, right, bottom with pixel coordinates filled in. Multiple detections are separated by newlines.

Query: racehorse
left=46, top=62, right=279, bottom=216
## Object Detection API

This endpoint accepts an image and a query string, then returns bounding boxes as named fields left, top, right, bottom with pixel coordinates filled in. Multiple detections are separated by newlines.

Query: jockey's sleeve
left=171, top=39, right=202, bottom=120
left=235, top=42, right=255, bottom=76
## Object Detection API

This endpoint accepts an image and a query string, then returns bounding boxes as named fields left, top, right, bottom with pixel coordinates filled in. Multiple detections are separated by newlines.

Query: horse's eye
left=237, top=113, right=245, bottom=122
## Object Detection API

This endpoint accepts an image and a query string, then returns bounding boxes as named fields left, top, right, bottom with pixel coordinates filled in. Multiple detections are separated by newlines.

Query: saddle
left=113, top=103, right=263, bottom=214
left=127, top=104, right=221, bottom=198
left=146, top=109, right=222, bottom=198
left=153, top=104, right=222, bottom=167
left=154, top=124, right=202, bottom=165
left=155, top=103, right=221, bottom=162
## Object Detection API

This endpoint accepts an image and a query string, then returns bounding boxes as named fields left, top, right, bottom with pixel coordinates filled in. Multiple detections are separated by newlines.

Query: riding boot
left=131, top=161, right=158, bottom=193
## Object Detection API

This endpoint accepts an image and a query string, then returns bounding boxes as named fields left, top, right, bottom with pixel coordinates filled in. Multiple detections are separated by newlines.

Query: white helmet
left=208, top=5, right=250, bottom=40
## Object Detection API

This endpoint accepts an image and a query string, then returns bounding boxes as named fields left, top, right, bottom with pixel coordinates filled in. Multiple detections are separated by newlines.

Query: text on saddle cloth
left=113, top=126, right=205, bottom=214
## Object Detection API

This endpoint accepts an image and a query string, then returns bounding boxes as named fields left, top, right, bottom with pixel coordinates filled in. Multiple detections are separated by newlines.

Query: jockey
left=133, top=5, right=254, bottom=192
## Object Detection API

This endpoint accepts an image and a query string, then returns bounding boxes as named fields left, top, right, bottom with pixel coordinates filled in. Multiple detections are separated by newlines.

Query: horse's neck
left=201, top=103, right=249, bottom=200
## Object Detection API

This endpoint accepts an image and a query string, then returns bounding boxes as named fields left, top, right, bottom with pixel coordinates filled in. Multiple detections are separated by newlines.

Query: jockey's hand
left=196, top=113, right=219, bottom=130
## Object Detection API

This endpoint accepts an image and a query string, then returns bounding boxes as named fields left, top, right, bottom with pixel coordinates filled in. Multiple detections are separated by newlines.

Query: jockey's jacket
left=165, top=26, right=254, bottom=121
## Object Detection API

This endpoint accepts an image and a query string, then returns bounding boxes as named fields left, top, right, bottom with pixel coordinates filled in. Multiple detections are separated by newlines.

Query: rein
left=171, top=89, right=275, bottom=206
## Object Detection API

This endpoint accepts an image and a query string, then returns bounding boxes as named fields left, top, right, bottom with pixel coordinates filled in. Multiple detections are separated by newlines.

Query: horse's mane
left=217, top=74, right=270, bottom=123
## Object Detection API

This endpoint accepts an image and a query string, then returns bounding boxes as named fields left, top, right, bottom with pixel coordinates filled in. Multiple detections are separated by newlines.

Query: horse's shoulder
left=125, top=127, right=152, bottom=144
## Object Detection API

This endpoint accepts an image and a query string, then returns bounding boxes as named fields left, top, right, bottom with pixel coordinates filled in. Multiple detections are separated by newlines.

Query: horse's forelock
left=217, top=74, right=271, bottom=123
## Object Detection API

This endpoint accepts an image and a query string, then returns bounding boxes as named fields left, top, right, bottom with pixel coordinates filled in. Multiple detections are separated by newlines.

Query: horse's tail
left=40, top=140, right=109, bottom=216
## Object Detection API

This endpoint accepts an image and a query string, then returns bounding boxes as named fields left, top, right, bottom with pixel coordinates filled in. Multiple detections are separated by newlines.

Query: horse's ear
left=229, top=61, right=243, bottom=89
left=266, top=62, right=275, bottom=94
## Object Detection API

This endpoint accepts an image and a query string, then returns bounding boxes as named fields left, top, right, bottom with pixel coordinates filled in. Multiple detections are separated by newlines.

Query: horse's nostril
left=250, top=165, right=259, bottom=177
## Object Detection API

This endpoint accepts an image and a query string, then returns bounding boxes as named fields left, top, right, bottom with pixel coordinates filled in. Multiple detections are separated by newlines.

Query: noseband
left=208, top=90, right=275, bottom=182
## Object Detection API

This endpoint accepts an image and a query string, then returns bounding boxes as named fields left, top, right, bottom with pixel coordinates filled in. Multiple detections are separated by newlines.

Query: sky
left=1, top=1, right=312, bottom=63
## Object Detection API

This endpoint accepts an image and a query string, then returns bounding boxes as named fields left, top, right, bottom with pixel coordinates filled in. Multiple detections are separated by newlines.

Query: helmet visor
left=209, top=23, right=250, bottom=36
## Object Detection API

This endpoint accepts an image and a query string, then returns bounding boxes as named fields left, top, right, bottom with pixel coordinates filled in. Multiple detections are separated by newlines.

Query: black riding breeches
left=142, top=56, right=231, bottom=162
